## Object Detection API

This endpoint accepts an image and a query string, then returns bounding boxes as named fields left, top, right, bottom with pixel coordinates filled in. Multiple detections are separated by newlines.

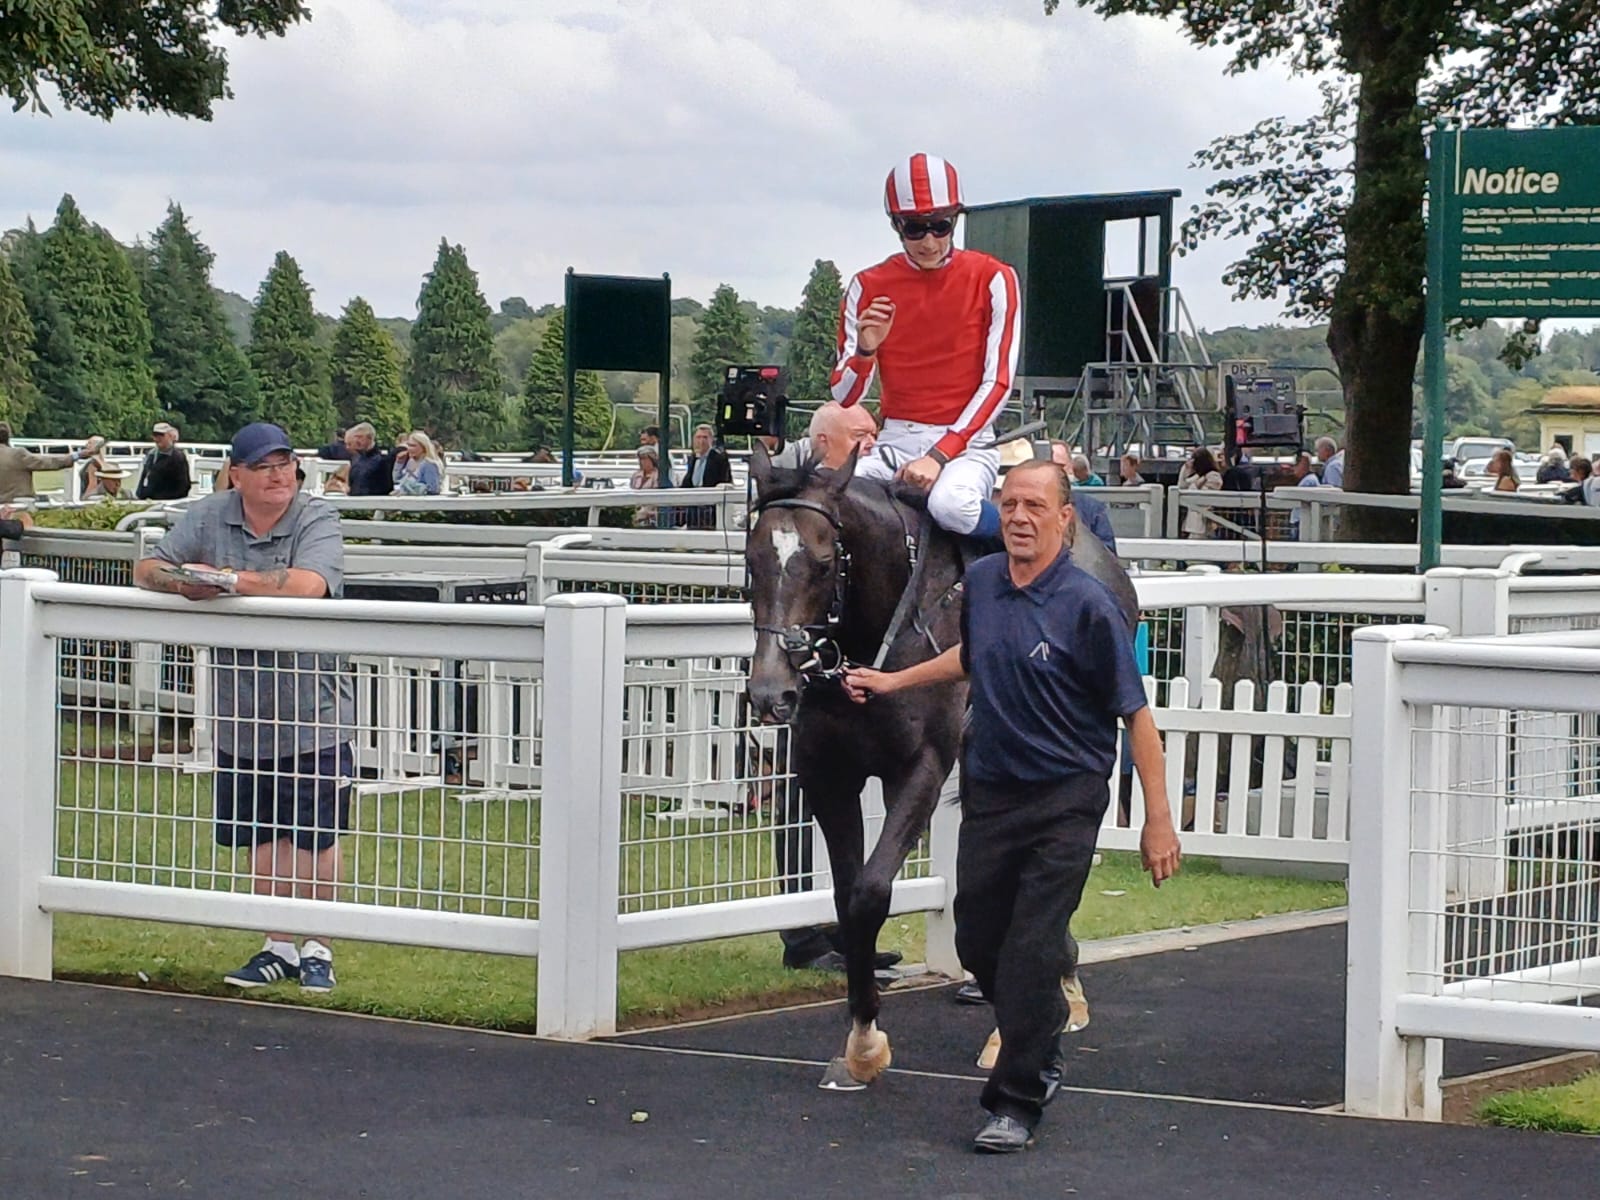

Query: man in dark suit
left=680, top=423, right=731, bottom=528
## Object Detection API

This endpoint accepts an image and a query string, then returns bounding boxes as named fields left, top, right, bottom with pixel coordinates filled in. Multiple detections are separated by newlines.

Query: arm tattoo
left=262, top=567, right=291, bottom=590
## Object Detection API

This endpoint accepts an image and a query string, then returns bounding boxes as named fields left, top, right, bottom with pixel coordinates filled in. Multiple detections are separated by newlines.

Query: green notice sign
left=1435, top=128, right=1600, bottom=319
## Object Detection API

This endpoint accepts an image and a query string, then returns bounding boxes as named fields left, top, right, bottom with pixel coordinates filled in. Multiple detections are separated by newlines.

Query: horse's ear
left=825, top=445, right=860, bottom=497
left=750, top=439, right=774, bottom=498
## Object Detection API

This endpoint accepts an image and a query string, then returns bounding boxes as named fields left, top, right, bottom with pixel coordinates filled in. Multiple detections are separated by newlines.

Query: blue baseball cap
left=230, top=422, right=294, bottom=466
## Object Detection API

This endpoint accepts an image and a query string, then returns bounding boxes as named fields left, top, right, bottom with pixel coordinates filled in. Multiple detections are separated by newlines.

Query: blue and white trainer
left=224, top=949, right=299, bottom=989
left=299, top=954, right=336, bottom=993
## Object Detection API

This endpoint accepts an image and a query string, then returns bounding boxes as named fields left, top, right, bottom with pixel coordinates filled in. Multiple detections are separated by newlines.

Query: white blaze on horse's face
left=771, top=526, right=803, bottom=574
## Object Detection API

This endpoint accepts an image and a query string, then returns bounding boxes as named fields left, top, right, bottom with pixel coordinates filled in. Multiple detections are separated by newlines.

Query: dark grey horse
left=744, top=444, right=1138, bottom=1088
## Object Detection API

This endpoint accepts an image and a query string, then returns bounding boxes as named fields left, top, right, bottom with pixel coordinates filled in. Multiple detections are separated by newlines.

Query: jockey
left=830, top=153, right=1020, bottom=541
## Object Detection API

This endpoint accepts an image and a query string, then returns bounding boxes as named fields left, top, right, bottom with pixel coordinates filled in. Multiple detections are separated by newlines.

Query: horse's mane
left=757, top=458, right=923, bottom=523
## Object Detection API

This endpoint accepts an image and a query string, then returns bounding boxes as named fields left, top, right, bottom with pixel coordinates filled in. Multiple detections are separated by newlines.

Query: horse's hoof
left=976, top=1028, right=1001, bottom=1071
left=1063, top=974, right=1090, bottom=1033
left=845, top=1026, right=892, bottom=1083
left=819, top=1057, right=869, bottom=1091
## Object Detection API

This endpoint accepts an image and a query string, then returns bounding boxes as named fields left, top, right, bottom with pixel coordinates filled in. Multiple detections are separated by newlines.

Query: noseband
left=750, top=497, right=853, bottom=684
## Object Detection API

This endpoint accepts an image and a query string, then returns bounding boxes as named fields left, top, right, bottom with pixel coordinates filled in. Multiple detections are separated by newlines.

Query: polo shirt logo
left=1029, top=640, right=1050, bottom=662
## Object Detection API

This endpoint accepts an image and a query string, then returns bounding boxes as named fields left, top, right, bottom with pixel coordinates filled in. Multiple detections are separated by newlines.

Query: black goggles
left=896, top=216, right=956, bottom=240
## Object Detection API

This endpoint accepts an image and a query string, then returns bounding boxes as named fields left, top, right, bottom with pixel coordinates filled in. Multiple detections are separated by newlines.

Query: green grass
left=1478, top=1073, right=1600, bottom=1135
left=53, top=853, right=1345, bottom=1030
left=50, top=738, right=1346, bottom=1028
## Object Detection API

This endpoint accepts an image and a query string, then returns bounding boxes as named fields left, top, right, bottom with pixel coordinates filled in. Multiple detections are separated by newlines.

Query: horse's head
left=745, top=442, right=860, bottom=724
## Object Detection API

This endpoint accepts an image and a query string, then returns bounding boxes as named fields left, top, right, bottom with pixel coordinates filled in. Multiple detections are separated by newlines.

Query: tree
left=522, top=309, right=612, bottom=451
left=331, top=297, right=411, bottom=442
left=1049, top=0, right=1600, bottom=536
left=689, top=284, right=754, bottom=421
left=142, top=204, right=256, bottom=442
left=0, top=253, right=40, bottom=428
left=786, top=260, right=844, bottom=406
left=407, top=240, right=505, bottom=450
left=2, top=2, right=310, bottom=121
left=248, top=251, right=334, bottom=447
left=7, top=223, right=84, bottom=436
left=493, top=316, right=549, bottom=394
left=24, top=196, right=158, bottom=437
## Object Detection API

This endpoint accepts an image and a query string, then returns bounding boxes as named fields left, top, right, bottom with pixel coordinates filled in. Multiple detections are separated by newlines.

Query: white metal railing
left=0, top=571, right=960, bottom=1039
left=1346, top=624, right=1600, bottom=1120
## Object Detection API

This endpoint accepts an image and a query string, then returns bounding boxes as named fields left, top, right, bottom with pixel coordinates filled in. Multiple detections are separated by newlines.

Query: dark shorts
left=215, top=744, right=353, bottom=851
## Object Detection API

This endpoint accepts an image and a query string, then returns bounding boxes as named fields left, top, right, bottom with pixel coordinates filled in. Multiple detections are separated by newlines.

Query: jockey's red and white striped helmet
left=883, top=153, right=963, bottom=218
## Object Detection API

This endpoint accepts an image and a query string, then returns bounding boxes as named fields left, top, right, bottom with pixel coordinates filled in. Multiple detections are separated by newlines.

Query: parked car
left=1448, top=435, right=1514, bottom=464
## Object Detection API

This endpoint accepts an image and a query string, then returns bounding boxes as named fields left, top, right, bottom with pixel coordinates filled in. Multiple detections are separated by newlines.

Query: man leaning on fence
left=133, top=422, right=355, bottom=994
left=0, top=422, right=103, bottom=504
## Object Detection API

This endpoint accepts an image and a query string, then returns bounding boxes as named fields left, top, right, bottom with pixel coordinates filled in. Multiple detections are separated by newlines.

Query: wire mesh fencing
left=55, top=638, right=541, bottom=920
left=615, top=654, right=930, bottom=915
left=1411, top=705, right=1600, bottom=1000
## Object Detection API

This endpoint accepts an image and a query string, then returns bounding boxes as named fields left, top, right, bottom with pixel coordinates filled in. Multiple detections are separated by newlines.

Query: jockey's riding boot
left=969, top=500, right=1006, bottom=557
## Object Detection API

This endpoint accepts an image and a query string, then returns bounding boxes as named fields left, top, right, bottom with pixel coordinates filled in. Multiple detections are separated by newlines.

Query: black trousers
left=954, top=772, right=1108, bottom=1127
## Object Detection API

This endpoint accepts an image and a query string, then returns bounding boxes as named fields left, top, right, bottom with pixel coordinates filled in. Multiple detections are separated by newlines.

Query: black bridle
left=749, top=496, right=854, bottom=683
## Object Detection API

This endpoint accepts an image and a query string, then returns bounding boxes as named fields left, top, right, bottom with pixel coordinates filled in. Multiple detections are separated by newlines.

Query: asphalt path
left=1, top=925, right=1591, bottom=1199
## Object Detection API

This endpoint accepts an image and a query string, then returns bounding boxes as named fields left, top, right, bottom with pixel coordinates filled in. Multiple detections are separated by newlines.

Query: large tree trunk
left=1327, top=4, right=1436, bottom=542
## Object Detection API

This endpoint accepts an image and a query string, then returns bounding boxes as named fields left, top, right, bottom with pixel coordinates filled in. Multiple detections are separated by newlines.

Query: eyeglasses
left=896, top=216, right=956, bottom=241
left=244, top=455, right=298, bottom=475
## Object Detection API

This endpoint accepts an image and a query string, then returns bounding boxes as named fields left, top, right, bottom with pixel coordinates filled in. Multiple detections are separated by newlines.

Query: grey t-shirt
left=150, top=490, right=354, bottom=761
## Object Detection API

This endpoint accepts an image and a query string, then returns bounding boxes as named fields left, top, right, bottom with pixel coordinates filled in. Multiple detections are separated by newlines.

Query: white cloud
left=0, top=0, right=1327, bottom=329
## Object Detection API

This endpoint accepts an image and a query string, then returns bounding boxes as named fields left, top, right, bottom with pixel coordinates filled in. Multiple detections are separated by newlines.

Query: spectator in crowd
left=0, top=422, right=102, bottom=504
left=630, top=444, right=661, bottom=490
left=0, top=504, right=34, bottom=542
left=318, top=429, right=351, bottom=461
left=1314, top=436, right=1344, bottom=488
left=1069, top=454, right=1104, bottom=487
left=1176, top=446, right=1224, bottom=538
left=842, top=461, right=1180, bottom=1153
left=1537, top=446, right=1570, bottom=484
left=630, top=444, right=661, bottom=528
left=83, top=460, right=128, bottom=500
left=1561, top=457, right=1593, bottom=504
left=639, top=425, right=660, bottom=449
left=213, top=455, right=234, bottom=493
left=1047, top=441, right=1116, bottom=551
left=1582, top=459, right=1600, bottom=507
left=1442, top=456, right=1467, bottom=489
left=1117, top=453, right=1144, bottom=486
left=529, top=447, right=556, bottom=464
left=681, top=423, right=731, bottom=488
left=1289, top=452, right=1316, bottom=540
left=135, top=422, right=193, bottom=501
left=393, top=430, right=445, bottom=495
left=680, top=423, right=731, bottom=529
left=343, top=423, right=394, bottom=498
left=1487, top=448, right=1519, bottom=493
left=772, top=401, right=879, bottom=470
left=1292, top=451, right=1316, bottom=487
left=132, top=421, right=353, bottom=994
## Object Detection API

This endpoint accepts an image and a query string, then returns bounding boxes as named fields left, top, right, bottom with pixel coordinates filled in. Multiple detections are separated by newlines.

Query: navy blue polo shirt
left=960, top=548, right=1147, bottom=785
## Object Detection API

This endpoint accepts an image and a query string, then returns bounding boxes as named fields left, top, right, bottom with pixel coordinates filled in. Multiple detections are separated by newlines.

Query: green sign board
left=1435, top=128, right=1600, bottom=319
left=563, top=271, right=673, bottom=487
left=1421, top=126, right=1600, bottom=574
left=566, top=272, right=672, bottom=372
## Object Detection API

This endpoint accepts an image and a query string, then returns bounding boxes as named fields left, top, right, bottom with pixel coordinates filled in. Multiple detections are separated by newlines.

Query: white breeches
left=855, top=419, right=998, bottom=535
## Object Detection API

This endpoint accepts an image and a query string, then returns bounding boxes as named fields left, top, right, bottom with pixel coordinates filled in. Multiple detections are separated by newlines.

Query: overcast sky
left=0, top=0, right=1329, bottom=330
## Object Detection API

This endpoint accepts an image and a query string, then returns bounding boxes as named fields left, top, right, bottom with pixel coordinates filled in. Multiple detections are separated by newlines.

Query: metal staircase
left=1058, top=283, right=1215, bottom=461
